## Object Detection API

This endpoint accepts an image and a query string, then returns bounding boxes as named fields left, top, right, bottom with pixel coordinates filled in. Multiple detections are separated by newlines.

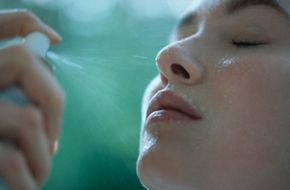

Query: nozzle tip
left=25, top=32, right=50, bottom=58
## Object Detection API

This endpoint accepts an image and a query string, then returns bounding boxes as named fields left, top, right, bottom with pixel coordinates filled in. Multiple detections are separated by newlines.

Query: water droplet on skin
left=217, top=57, right=237, bottom=70
left=222, top=58, right=235, bottom=66
left=216, top=57, right=238, bottom=76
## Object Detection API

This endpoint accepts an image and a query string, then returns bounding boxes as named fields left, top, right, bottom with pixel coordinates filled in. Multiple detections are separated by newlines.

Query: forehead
left=178, top=0, right=290, bottom=28
left=187, top=0, right=290, bottom=14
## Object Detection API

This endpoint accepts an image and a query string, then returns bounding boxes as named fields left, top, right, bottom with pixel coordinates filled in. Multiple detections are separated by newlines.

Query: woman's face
left=137, top=0, right=290, bottom=189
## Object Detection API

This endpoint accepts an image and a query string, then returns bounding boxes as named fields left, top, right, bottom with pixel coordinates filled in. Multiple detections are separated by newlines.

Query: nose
left=156, top=43, right=204, bottom=86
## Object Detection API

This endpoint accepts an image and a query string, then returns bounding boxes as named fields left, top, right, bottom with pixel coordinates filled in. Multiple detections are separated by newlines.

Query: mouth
left=146, top=90, right=202, bottom=123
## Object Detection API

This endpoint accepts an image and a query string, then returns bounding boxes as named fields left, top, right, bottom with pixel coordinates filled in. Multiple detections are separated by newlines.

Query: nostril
left=171, top=63, right=190, bottom=79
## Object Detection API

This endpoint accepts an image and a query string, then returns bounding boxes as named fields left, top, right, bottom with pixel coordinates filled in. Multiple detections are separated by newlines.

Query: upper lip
left=146, top=90, right=202, bottom=120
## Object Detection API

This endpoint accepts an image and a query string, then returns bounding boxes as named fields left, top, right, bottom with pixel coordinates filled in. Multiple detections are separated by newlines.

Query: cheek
left=211, top=55, right=290, bottom=122
left=206, top=55, right=290, bottom=182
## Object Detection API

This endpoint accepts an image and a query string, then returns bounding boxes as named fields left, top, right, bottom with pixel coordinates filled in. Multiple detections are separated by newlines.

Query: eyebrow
left=177, top=0, right=288, bottom=29
left=177, top=12, right=197, bottom=29
left=227, top=0, right=287, bottom=16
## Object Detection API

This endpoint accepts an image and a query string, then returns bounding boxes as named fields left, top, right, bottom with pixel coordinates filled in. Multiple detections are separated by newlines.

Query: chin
left=136, top=141, right=200, bottom=190
left=137, top=154, right=187, bottom=190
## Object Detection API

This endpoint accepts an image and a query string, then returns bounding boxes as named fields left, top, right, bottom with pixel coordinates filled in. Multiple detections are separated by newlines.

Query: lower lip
left=146, top=109, right=201, bottom=124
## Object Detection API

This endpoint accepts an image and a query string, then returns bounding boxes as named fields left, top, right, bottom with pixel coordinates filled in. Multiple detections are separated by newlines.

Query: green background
left=0, top=0, right=184, bottom=189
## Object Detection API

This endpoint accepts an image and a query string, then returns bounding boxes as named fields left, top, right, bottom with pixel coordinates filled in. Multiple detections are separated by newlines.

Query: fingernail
left=50, top=31, right=62, bottom=45
left=54, top=31, right=62, bottom=41
left=50, top=141, right=59, bottom=155
left=52, top=36, right=62, bottom=45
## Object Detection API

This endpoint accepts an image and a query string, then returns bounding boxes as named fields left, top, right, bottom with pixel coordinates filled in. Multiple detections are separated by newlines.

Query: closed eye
left=232, top=40, right=266, bottom=48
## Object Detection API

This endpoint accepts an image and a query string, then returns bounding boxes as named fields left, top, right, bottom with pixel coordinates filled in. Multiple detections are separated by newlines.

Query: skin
left=0, top=9, right=64, bottom=190
left=137, top=0, right=290, bottom=189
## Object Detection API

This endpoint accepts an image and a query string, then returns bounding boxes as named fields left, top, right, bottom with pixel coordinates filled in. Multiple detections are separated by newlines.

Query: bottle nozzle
left=24, top=32, right=50, bottom=58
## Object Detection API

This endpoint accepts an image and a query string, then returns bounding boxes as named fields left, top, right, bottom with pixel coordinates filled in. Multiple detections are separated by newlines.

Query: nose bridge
left=156, top=39, right=204, bottom=86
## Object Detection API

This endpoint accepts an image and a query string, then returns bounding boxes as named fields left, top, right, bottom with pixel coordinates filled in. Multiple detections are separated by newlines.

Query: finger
left=0, top=44, right=65, bottom=154
left=0, top=143, right=38, bottom=190
left=0, top=9, right=61, bottom=44
left=0, top=101, right=51, bottom=184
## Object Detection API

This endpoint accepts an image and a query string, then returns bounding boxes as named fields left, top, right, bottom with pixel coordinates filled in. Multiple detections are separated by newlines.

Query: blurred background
left=0, top=0, right=192, bottom=189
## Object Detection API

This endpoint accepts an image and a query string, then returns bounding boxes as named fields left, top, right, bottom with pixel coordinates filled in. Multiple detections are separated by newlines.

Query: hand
left=0, top=9, right=65, bottom=190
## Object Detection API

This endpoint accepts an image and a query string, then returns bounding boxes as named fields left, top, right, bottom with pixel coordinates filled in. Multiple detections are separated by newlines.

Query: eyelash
left=232, top=40, right=265, bottom=48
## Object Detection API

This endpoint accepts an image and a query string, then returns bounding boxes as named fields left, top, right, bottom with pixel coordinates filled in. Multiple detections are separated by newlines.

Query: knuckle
left=49, top=87, right=65, bottom=110
left=18, top=10, right=41, bottom=36
left=18, top=9, right=38, bottom=23
left=20, top=107, right=43, bottom=131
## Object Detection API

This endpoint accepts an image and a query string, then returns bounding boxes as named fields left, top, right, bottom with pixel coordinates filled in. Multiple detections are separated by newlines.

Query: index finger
left=0, top=9, right=61, bottom=44
left=0, top=44, right=65, bottom=155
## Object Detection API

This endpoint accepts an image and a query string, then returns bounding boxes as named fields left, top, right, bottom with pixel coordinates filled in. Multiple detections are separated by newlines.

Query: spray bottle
left=0, top=32, right=52, bottom=190
left=0, top=32, right=53, bottom=104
